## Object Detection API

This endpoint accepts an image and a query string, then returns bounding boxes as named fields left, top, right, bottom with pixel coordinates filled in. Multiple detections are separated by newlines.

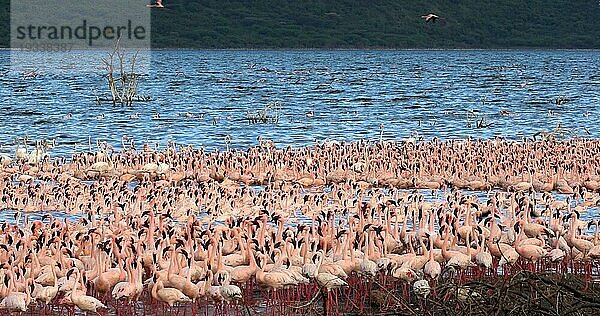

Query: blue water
left=1, top=50, right=599, bottom=156
left=2, top=50, right=600, bottom=225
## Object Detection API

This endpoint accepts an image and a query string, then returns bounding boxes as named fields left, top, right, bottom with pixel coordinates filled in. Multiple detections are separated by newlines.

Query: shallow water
left=1, top=50, right=600, bottom=224
left=1, top=50, right=599, bottom=156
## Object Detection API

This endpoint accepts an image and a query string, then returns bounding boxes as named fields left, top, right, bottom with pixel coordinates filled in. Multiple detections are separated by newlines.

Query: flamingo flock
left=0, top=137, right=600, bottom=315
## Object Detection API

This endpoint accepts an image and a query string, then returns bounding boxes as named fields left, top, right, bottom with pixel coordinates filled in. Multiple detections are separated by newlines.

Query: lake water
left=1, top=50, right=599, bottom=155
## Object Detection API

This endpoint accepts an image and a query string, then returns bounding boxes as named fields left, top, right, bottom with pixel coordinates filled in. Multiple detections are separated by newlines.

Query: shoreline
left=1, top=47, right=600, bottom=52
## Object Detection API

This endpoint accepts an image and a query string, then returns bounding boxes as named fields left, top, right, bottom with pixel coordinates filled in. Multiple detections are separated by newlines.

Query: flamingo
left=256, top=253, right=296, bottom=289
left=0, top=271, right=32, bottom=313
left=0, top=154, right=12, bottom=167
left=423, top=234, right=441, bottom=279
left=513, top=222, right=547, bottom=262
left=474, top=228, right=493, bottom=269
left=32, top=263, right=58, bottom=304
left=230, top=239, right=258, bottom=283
left=421, top=13, right=443, bottom=23
left=567, top=213, right=594, bottom=257
left=112, top=257, right=135, bottom=300
left=151, top=277, right=192, bottom=307
left=549, top=237, right=566, bottom=262
left=15, top=136, right=28, bottom=160
left=218, top=271, right=242, bottom=302
left=68, top=269, right=107, bottom=313
left=2, top=136, right=600, bottom=315
left=150, top=0, right=164, bottom=8
left=315, top=272, right=347, bottom=290
left=442, top=228, right=474, bottom=269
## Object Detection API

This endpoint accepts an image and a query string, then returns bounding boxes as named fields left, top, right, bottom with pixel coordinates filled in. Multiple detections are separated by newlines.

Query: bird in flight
left=147, top=0, right=164, bottom=8
left=421, top=13, right=443, bottom=23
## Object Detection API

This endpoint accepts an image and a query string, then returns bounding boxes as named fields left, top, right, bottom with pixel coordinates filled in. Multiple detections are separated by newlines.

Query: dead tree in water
left=102, top=38, right=141, bottom=106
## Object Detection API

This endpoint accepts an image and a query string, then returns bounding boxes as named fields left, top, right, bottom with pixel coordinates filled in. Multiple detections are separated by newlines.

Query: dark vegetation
left=1, top=0, right=600, bottom=48
left=286, top=269, right=600, bottom=315
left=0, top=0, right=7, bottom=47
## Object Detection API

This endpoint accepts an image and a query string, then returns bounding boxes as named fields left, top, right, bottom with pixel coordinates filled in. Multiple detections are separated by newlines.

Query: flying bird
left=147, top=0, right=164, bottom=8
left=421, top=14, right=443, bottom=23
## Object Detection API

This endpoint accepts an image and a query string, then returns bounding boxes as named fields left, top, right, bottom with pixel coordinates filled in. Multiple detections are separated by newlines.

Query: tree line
left=1, top=0, right=599, bottom=49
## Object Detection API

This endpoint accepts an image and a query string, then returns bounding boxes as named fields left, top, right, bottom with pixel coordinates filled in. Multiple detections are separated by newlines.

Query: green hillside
left=0, top=0, right=6, bottom=47
left=2, top=0, right=600, bottom=48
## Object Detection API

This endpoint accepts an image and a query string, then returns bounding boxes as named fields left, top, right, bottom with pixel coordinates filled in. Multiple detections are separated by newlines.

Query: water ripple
left=1, top=50, right=599, bottom=156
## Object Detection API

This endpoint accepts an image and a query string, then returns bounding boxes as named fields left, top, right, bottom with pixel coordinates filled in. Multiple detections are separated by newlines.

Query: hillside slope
left=2, top=0, right=600, bottom=48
